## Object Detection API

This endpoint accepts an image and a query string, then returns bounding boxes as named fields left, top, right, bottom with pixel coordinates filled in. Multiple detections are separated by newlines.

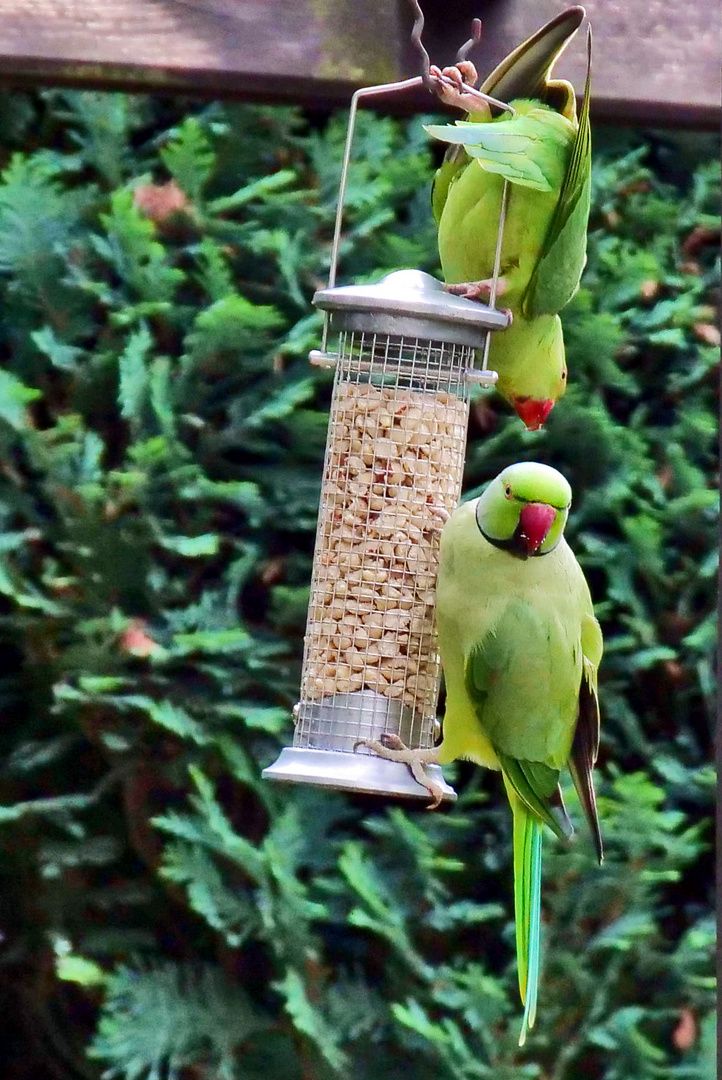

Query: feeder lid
left=313, top=269, right=510, bottom=347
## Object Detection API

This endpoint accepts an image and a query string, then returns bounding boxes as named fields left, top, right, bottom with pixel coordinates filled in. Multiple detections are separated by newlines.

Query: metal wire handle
left=322, top=71, right=514, bottom=353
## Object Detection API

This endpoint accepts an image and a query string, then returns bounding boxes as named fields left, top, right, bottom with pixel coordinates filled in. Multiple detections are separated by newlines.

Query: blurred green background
left=0, top=90, right=717, bottom=1079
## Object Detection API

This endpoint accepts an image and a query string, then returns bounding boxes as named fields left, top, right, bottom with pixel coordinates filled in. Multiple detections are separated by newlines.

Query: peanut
left=300, top=378, right=468, bottom=721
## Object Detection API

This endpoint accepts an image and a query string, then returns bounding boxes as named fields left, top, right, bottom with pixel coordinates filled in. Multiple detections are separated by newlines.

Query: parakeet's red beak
left=512, top=397, right=555, bottom=431
left=518, top=503, right=556, bottom=554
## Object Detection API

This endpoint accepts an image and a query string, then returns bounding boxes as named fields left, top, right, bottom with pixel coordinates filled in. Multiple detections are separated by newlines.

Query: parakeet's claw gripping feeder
left=263, top=68, right=511, bottom=802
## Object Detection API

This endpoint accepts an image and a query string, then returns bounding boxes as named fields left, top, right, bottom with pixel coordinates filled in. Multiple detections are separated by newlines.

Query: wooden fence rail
left=0, top=0, right=717, bottom=128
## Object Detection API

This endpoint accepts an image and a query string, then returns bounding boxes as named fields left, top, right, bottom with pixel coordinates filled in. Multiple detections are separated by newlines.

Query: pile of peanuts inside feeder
left=299, top=355, right=470, bottom=745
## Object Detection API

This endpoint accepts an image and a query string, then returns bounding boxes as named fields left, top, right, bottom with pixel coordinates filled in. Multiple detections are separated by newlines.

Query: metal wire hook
left=408, top=0, right=435, bottom=93
left=456, top=17, right=483, bottom=64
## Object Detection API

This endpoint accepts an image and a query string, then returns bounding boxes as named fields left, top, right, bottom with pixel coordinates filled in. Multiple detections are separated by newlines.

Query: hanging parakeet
left=356, top=462, right=603, bottom=1043
left=426, top=8, right=592, bottom=430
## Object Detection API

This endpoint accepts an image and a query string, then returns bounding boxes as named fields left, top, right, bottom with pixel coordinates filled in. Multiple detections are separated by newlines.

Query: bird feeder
left=263, top=59, right=512, bottom=802
left=263, top=270, right=509, bottom=800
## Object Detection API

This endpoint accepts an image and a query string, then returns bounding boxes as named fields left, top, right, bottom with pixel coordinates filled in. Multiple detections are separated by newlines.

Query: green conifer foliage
left=0, top=91, right=716, bottom=1079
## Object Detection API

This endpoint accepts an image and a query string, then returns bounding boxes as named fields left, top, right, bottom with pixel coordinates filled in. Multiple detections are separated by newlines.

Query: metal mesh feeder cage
left=262, top=269, right=509, bottom=800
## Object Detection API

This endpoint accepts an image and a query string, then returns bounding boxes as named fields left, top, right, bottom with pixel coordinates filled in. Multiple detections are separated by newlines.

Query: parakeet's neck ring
left=475, top=501, right=560, bottom=560
left=476, top=523, right=555, bottom=560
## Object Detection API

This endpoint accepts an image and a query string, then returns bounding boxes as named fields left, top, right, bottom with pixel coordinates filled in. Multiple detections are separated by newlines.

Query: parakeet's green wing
left=425, top=112, right=570, bottom=193
left=521, top=28, right=593, bottom=318
left=463, top=600, right=575, bottom=842
left=496, top=750, right=569, bottom=841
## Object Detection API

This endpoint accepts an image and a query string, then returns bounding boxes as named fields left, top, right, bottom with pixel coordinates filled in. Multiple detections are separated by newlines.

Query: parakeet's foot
left=429, top=62, right=488, bottom=114
left=446, top=277, right=509, bottom=305
left=353, top=733, right=443, bottom=808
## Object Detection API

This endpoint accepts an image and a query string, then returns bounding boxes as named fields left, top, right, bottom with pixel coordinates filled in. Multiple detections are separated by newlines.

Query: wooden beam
left=0, top=0, right=404, bottom=94
left=0, top=0, right=717, bottom=130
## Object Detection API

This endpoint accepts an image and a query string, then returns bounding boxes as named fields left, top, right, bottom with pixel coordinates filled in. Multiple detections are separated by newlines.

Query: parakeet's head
left=474, top=462, right=571, bottom=559
left=496, top=359, right=567, bottom=431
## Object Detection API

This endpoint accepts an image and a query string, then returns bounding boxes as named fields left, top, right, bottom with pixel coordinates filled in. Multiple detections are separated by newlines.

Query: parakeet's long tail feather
left=513, top=800, right=543, bottom=1047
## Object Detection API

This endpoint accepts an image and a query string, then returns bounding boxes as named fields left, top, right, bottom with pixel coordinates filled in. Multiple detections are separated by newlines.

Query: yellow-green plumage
left=426, top=8, right=592, bottom=428
left=434, top=101, right=575, bottom=308
left=435, top=463, right=603, bottom=1043
left=435, top=500, right=596, bottom=773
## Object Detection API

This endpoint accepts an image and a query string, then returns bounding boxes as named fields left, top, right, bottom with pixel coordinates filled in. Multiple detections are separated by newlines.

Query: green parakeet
left=426, top=8, right=592, bottom=430
left=356, top=462, right=603, bottom=1043
left=434, top=461, right=603, bottom=1041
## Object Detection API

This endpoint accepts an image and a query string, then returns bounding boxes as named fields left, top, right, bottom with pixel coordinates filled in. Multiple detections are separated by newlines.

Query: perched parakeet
left=426, top=8, right=592, bottom=430
left=357, top=462, right=603, bottom=1043
left=434, top=462, right=603, bottom=1041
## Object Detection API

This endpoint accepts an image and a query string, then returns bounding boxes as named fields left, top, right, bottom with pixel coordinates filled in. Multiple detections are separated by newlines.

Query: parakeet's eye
left=561, top=370, right=567, bottom=380
left=504, top=484, right=512, bottom=498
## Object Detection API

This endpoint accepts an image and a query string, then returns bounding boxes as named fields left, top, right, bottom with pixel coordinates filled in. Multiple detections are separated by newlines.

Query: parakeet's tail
left=512, top=799, right=543, bottom=1047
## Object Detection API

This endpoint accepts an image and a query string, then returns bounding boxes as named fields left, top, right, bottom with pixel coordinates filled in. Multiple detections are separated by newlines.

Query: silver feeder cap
left=313, top=269, right=510, bottom=348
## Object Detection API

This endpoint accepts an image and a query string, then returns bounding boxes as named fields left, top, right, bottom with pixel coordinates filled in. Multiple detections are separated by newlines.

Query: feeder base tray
left=262, top=747, right=456, bottom=803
